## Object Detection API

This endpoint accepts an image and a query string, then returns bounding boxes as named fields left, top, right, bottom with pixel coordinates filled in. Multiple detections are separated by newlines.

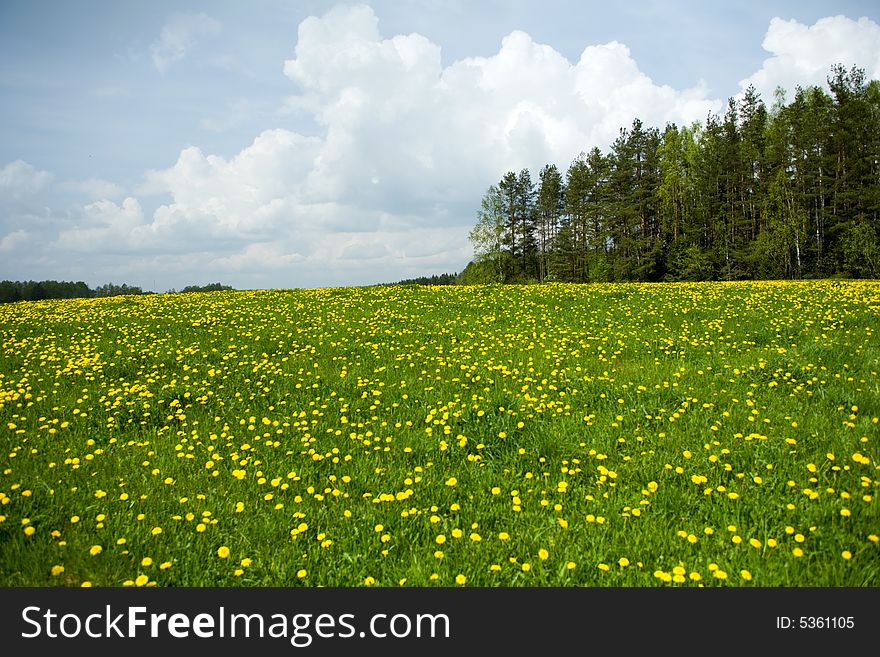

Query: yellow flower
left=240, top=558, right=252, bottom=567
left=297, top=569, right=307, bottom=579
left=618, top=557, right=630, bottom=567
left=455, top=574, right=466, bottom=585
left=435, top=534, right=446, bottom=544
left=135, top=575, right=149, bottom=587
left=23, top=526, right=35, bottom=536
left=51, top=565, right=65, bottom=576
left=841, top=551, right=852, bottom=560
left=538, top=549, right=549, bottom=560
left=445, top=477, right=457, bottom=486
left=217, top=546, right=230, bottom=559
left=141, top=557, right=153, bottom=567
left=740, top=570, right=752, bottom=581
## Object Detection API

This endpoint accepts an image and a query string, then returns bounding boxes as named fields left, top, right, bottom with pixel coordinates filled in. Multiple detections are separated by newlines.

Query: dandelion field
left=1, top=281, right=878, bottom=587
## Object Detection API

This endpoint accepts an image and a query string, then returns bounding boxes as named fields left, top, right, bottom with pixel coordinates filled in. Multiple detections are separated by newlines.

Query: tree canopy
left=466, top=65, right=880, bottom=283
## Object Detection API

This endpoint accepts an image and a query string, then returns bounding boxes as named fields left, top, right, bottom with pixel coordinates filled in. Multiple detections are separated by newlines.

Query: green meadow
left=1, top=280, right=878, bottom=586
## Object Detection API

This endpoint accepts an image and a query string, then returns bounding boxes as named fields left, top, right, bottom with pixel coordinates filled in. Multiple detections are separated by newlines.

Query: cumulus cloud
left=56, top=198, right=145, bottom=253
left=0, top=229, right=29, bottom=254
left=59, top=178, right=126, bottom=200
left=151, top=12, right=221, bottom=73
left=739, top=15, right=880, bottom=100
left=0, top=160, right=52, bottom=201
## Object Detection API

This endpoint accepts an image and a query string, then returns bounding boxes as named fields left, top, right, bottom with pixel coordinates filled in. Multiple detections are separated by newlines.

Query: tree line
left=387, top=273, right=458, bottom=286
left=0, top=280, right=235, bottom=303
left=465, top=65, right=880, bottom=283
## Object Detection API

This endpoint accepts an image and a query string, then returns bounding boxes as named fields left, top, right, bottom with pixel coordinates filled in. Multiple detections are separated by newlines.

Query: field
left=1, top=281, right=878, bottom=587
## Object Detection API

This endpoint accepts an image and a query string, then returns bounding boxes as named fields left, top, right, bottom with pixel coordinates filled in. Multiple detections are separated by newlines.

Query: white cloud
left=0, top=229, right=29, bottom=254
left=0, top=160, right=52, bottom=201
left=739, top=15, right=880, bottom=100
left=56, top=198, right=145, bottom=253
left=59, top=178, right=126, bottom=200
left=151, top=12, right=221, bottom=73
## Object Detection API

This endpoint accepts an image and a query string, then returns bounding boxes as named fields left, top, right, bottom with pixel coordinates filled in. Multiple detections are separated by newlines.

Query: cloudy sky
left=2, top=1, right=879, bottom=291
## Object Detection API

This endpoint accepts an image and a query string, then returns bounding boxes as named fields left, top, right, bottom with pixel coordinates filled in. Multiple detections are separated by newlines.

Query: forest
left=464, top=65, right=880, bottom=283
left=0, top=281, right=234, bottom=303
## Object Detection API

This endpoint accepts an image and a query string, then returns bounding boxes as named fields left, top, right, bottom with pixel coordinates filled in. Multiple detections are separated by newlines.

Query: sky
left=2, top=1, right=879, bottom=291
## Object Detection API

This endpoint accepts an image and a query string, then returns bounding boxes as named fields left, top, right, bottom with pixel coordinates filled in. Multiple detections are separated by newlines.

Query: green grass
left=0, top=280, right=878, bottom=587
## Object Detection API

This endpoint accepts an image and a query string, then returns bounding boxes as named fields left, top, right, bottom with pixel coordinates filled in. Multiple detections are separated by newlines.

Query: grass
left=0, top=280, right=878, bottom=587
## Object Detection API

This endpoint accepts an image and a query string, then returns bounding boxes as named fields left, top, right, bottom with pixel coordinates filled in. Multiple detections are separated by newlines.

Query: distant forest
left=463, top=65, right=880, bottom=284
left=388, top=273, right=458, bottom=286
left=0, top=281, right=233, bottom=304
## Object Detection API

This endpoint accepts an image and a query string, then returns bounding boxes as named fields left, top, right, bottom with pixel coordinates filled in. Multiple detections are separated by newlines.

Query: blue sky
left=1, top=1, right=879, bottom=290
